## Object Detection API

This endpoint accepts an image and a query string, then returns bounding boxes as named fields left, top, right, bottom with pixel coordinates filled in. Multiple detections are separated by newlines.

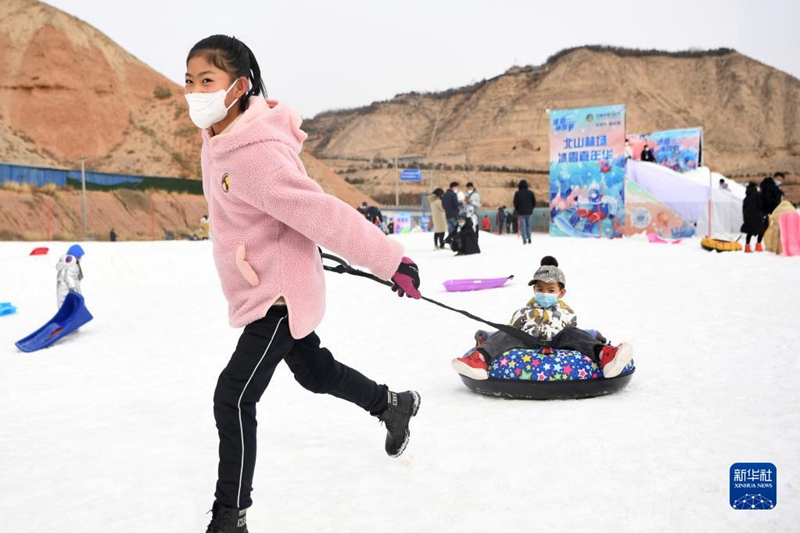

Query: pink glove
left=390, top=257, right=421, bottom=299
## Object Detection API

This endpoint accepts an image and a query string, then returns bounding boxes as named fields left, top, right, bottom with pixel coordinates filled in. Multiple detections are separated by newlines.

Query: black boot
left=205, top=501, right=248, bottom=533
left=377, top=390, right=421, bottom=457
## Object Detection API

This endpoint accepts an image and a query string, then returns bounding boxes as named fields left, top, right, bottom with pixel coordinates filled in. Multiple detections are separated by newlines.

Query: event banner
left=627, top=127, right=703, bottom=173
left=549, top=104, right=626, bottom=238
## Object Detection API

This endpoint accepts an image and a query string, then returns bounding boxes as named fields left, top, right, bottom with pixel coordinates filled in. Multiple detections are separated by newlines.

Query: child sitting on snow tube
left=451, top=255, right=633, bottom=380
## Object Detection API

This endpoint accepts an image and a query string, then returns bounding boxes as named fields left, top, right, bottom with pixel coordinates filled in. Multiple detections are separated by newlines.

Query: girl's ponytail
left=241, top=43, right=267, bottom=111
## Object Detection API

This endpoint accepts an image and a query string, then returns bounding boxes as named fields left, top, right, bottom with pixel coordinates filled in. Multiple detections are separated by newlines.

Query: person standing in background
left=741, top=182, right=767, bottom=252
left=465, top=182, right=481, bottom=213
left=760, top=176, right=785, bottom=215
left=464, top=181, right=482, bottom=239
left=428, top=188, right=447, bottom=249
left=496, top=206, right=506, bottom=234
left=640, top=144, right=656, bottom=162
left=200, top=215, right=210, bottom=240
left=513, top=180, right=536, bottom=245
left=442, top=181, right=461, bottom=239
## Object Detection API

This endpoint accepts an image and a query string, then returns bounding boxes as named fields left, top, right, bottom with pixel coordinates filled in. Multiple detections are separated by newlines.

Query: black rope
left=320, top=252, right=542, bottom=347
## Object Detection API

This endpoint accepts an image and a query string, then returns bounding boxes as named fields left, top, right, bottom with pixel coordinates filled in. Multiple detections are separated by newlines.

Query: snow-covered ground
left=1, top=232, right=798, bottom=532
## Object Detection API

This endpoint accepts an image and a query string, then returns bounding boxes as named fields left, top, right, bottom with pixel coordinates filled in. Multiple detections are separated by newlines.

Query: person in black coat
left=360, top=202, right=384, bottom=227
left=445, top=212, right=481, bottom=255
left=741, top=182, right=767, bottom=252
left=441, top=181, right=461, bottom=236
left=640, top=144, right=656, bottom=162
left=759, top=176, right=785, bottom=216
left=513, top=180, right=536, bottom=244
left=496, top=206, right=506, bottom=234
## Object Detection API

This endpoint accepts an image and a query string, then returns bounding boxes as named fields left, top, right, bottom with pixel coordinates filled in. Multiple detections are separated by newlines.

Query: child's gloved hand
left=390, top=257, right=421, bottom=299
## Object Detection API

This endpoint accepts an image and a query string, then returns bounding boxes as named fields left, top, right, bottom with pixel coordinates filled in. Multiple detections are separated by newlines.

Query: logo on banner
left=730, top=463, right=776, bottom=510
left=552, top=114, right=577, bottom=132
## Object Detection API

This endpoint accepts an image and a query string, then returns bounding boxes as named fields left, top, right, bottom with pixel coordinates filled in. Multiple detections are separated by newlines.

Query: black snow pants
left=213, top=306, right=388, bottom=509
left=477, top=326, right=604, bottom=364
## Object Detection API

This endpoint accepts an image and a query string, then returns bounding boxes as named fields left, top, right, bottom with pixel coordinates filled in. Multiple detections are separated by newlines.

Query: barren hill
left=0, top=0, right=200, bottom=177
left=0, top=0, right=375, bottom=241
left=303, top=46, right=800, bottom=207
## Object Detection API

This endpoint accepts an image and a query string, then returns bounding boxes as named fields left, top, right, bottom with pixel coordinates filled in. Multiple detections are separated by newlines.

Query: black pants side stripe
left=236, top=315, right=286, bottom=508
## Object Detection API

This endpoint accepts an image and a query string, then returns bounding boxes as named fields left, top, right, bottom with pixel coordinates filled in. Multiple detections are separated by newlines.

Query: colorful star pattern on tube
left=487, top=348, right=634, bottom=381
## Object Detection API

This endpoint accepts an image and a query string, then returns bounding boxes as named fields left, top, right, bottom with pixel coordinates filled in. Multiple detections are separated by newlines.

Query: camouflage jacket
left=509, top=298, right=578, bottom=342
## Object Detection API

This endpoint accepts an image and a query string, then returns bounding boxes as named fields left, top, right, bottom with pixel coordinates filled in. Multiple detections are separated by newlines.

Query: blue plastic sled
left=0, top=302, right=17, bottom=316
left=15, top=292, right=93, bottom=352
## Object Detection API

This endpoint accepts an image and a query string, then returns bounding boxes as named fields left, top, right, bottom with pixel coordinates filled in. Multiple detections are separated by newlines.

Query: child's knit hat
left=528, top=255, right=565, bottom=287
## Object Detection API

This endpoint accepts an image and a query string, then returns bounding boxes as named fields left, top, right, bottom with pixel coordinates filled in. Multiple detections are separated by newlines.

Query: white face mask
left=184, top=80, right=240, bottom=129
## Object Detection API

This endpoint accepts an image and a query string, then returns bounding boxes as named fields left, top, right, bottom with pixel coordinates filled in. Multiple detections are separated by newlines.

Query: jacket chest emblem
left=221, top=172, right=231, bottom=193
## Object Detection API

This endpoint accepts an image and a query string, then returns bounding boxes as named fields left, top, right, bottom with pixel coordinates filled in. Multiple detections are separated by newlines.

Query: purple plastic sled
left=443, top=275, right=513, bottom=292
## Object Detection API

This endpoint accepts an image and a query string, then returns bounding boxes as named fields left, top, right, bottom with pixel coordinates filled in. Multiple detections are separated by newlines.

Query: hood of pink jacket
left=202, top=98, right=308, bottom=155
left=200, top=98, right=404, bottom=338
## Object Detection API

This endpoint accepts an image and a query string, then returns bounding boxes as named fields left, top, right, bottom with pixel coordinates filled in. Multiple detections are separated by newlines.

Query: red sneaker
left=452, top=350, right=489, bottom=380
left=744, top=244, right=752, bottom=253
left=755, top=242, right=764, bottom=252
left=599, top=343, right=634, bottom=378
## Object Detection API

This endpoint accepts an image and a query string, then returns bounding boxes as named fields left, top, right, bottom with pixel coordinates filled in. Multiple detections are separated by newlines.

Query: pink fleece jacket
left=201, top=98, right=405, bottom=338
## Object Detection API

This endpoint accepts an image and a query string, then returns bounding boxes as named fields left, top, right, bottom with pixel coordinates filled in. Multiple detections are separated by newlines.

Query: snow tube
left=459, top=348, right=635, bottom=400
left=700, top=237, right=742, bottom=253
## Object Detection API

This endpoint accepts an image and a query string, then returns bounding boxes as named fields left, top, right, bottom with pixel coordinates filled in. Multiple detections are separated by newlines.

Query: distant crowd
left=422, top=179, right=538, bottom=256
left=122, top=172, right=792, bottom=253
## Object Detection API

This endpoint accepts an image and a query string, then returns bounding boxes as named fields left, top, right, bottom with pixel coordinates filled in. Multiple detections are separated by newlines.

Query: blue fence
left=0, top=162, right=202, bottom=194
left=1, top=163, right=67, bottom=187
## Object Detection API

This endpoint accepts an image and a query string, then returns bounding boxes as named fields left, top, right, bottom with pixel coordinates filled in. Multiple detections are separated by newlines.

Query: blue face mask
left=534, top=292, right=559, bottom=308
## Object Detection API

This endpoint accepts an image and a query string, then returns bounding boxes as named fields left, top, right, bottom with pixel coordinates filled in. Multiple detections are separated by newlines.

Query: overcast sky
left=45, top=0, right=800, bottom=118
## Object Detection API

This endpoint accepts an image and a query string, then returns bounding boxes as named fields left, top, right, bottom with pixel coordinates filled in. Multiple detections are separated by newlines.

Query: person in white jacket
left=465, top=182, right=481, bottom=210
left=55, top=244, right=84, bottom=309
left=465, top=182, right=482, bottom=236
